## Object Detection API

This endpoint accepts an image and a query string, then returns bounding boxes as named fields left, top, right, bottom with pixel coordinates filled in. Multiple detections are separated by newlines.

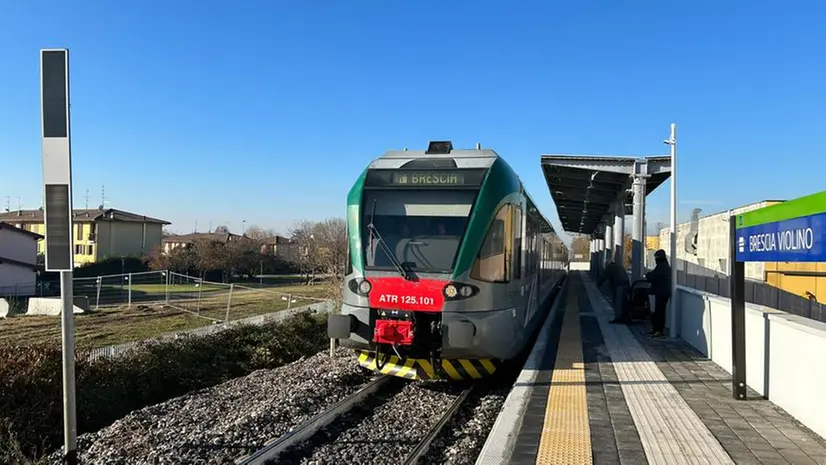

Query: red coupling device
left=373, top=319, right=414, bottom=346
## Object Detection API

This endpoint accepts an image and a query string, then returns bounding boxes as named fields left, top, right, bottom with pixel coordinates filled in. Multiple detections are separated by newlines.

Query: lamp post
left=663, top=123, right=678, bottom=339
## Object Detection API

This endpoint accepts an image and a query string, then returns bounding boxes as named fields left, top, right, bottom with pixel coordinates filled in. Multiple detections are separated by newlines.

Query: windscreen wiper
left=368, top=200, right=411, bottom=280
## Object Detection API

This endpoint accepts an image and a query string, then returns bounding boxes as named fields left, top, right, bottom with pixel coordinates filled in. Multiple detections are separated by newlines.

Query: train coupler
left=373, top=319, right=414, bottom=346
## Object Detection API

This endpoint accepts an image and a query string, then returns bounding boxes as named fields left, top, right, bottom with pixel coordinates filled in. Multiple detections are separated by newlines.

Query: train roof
left=366, top=141, right=561, bottom=238
left=368, top=147, right=499, bottom=170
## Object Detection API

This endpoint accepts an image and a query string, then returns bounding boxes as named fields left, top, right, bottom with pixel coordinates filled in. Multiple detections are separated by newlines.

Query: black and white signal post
left=40, top=48, right=78, bottom=464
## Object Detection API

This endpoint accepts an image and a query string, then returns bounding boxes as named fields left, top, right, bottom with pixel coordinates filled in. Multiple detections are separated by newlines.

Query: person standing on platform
left=645, top=249, right=672, bottom=338
left=596, top=260, right=631, bottom=324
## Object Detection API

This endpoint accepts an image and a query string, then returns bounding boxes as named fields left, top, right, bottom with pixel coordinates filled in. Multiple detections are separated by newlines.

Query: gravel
left=47, top=348, right=375, bottom=465
left=420, top=385, right=510, bottom=465
left=279, top=380, right=469, bottom=465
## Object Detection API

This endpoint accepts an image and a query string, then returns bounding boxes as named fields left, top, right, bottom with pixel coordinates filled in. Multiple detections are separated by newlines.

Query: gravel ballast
left=421, top=385, right=510, bottom=465
left=279, top=380, right=469, bottom=465
left=47, top=349, right=374, bottom=465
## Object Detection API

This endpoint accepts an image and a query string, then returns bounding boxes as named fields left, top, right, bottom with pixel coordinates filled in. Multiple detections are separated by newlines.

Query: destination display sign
left=365, top=169, right=487, bottom=188
left=735, top=191, right=826, bottom=262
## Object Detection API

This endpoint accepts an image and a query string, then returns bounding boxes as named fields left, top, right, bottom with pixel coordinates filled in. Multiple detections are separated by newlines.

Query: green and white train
left=327, top=141, right=568, bottom=381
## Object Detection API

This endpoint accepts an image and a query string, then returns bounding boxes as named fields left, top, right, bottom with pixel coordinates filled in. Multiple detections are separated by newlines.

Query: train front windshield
left=362, top=190, right=476, bottom=273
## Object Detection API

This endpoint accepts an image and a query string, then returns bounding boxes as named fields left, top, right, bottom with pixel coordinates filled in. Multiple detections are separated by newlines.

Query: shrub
left=0, top=312, right=328, bottom=461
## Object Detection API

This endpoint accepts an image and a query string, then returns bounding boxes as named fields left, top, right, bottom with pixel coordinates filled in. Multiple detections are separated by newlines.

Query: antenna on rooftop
left=194, top=220, right=198, bottom=233
left=4, top=196, right=9, bottom=212
left=99, top=185, right=106, bottom=210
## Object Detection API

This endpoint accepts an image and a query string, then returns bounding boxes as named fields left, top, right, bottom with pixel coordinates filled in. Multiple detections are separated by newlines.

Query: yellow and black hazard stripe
left=356, top=350, right=498, bottom=381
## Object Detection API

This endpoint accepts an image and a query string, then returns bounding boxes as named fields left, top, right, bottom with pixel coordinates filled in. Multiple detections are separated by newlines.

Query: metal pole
left=60, top=271, right=77, bottom=464
left=729, top=215, right=747, bottom=399
left=605, top=212, right=614, bottom=265
left=631, top=174, right=646, bottom=282
left=614, top=207, right=625, bottom=265
left=667, top=123, right=679, bottom=338
left=225, top=283, right=234, bottom=322
left=127, top=272, right=132, bottom=307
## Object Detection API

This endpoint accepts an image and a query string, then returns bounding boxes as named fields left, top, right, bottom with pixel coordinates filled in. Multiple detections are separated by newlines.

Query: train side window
left=513, top=206, right=522, bottom=280
left=471, top=204, right=512, bottom=283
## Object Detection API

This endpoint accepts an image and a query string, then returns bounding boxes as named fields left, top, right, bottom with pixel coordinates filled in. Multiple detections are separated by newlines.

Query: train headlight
left=443, top=282, right=479, bottom=300
left=358, top=279, right=372, bottom=295
left=348, top=278, right=372, bottom=296
left=444, top=284, right=458, bottom=298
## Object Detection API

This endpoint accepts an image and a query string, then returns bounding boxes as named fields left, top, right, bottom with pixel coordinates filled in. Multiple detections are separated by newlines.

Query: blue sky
left=1, top=1, right=824, bottom=243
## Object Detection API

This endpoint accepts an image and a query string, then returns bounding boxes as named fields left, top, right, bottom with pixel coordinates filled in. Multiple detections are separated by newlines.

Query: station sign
left=735, top=191, right=826, bottom=262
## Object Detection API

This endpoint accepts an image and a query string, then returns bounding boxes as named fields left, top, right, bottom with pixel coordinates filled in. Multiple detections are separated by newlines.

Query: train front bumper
left=328, top=304, right=525, bottom=360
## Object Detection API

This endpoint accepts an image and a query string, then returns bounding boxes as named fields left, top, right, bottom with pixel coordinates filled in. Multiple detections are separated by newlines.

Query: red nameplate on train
left=367, top=277, right=446, bottom=312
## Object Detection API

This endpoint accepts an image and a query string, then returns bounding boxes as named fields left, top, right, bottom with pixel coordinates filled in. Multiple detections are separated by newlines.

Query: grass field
left=0, top=281, right=337, bottom=349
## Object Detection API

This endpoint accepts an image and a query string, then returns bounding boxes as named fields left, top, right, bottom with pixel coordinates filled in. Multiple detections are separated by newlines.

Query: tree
left=243, top=224, right=276, bottom=241
left=287, top=218, right=347, bottom=286
left=570, top=234, right=590, bottom=260
left=225, top=237, right=262, bottom=279
left=311, top=218, right=347, bottom=277
left=623, top=234, right=632, bottom=269
left=214, top=225, right=230, bottom=234
left=288, top=219, right=322, bottom=283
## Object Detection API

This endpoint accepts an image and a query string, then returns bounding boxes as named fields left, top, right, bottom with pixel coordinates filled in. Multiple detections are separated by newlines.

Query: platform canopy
left=541, top=155, right=672, bottom=237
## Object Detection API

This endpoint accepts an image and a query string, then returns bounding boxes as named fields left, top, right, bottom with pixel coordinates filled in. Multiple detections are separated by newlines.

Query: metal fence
left=71, top=269, right=329, bottom=323
left=0, top=283, right=37, bottom=298
left=85, top=299, right=335, bottom=362
left=672, top=259, right=826, bottom=323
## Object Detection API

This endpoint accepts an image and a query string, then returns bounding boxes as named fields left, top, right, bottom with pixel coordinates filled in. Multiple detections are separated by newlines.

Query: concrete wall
left=676, top=285, right=826, bottom=439
left=0, top=227, right=39, bottom=264
left=569, top=261, right=590, bottom=271
left=26, top=296, right=88, bottom=315
left=0, top=263, right=36, bottom=296
left=0, top=227, right=40, bottom=296
left=659, top=201, right=777, bottom=281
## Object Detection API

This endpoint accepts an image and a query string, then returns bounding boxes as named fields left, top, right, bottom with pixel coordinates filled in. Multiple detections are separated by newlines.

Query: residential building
left=162, top=231, right=244, bottom=253
left=0, top=208, right=170, bottom=266
left=261, top=235, right=299, bottom=262
left=163, top=232, right=299, bottom=262
left=0, top=222, right=43, bottom=296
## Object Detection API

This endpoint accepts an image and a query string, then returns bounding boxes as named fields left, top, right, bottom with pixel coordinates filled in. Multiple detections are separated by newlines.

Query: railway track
left=235, top=376, right=475, bottom=465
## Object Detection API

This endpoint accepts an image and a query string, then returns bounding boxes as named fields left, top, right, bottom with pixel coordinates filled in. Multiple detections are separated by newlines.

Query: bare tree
left=570, top=234, right=591, bottom=260
left=311, top=218, right=347, bottom=277
left=288, top=219, right=322, bottom=284
left=244, top=224, right=276, bottom=241
left=214, top=225, right=230, bottom=234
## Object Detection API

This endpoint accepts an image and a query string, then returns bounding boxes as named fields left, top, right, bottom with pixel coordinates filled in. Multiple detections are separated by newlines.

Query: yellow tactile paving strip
left=535, top=285, right=593, bottom=465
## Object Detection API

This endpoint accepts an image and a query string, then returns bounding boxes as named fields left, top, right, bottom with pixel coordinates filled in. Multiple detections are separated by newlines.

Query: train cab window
left=471, top=204, right=513, bottom=283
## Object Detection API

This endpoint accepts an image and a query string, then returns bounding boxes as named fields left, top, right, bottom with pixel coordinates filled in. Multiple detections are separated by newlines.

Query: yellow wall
left=17, top=220, right=164, bottom=264
left=646, top=235, right=660, bottom=251
left=764, top=262, right=826, bottom=304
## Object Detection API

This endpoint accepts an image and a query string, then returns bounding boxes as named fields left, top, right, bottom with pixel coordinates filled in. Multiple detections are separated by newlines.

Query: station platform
left=478, top=271, right=826, bottom=465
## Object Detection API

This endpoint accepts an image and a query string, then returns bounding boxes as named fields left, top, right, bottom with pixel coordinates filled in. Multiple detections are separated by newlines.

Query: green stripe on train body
left=737, top=191, right=826, bottom=229
left=452, top=156, right=522, bottom=278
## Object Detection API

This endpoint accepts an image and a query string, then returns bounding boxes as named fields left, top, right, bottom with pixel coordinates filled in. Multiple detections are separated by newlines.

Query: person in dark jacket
left=645, top=249, right=672, bottom=337
left=597, top=260, right=631, bottom=324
